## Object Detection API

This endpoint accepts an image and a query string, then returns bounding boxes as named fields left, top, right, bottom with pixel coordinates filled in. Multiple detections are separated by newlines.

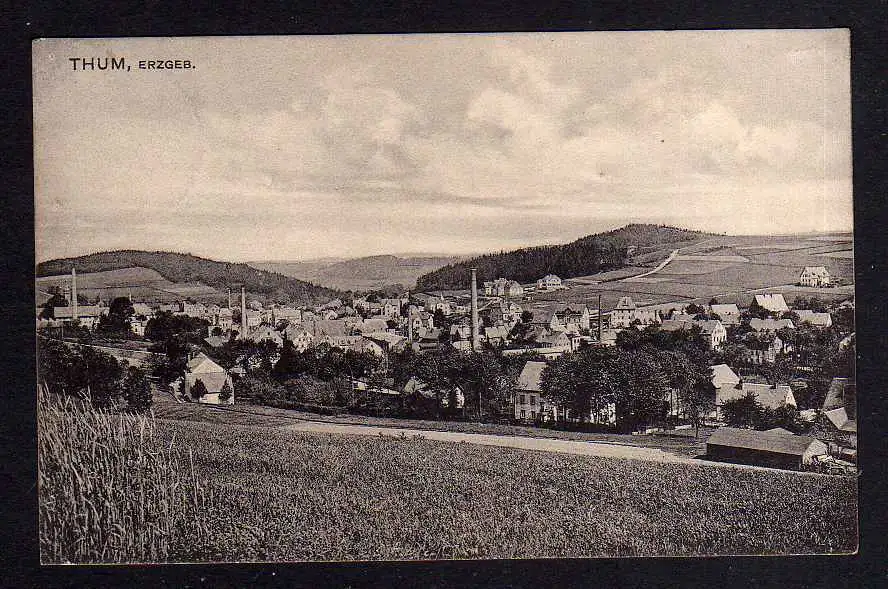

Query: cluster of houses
left=38, top=266, right=854, bottom=471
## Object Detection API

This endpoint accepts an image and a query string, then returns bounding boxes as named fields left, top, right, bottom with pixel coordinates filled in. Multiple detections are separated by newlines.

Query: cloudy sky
left=33, top=31, right=851, bottom=263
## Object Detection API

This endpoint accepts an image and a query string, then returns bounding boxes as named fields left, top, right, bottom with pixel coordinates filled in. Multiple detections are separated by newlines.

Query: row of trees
left=720, top=392, right=804, bottom=432
left=540, top=344, right=714, bottom=434
left=209, top=330, right=532, bottom=420
left=37, top=338, right=152, bottom=412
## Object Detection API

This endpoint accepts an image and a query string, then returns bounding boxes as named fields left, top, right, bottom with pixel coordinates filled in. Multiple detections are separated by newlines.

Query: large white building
left=536, top=274, right=564, bottom=291
left=799, top=266, right=831, bottom=287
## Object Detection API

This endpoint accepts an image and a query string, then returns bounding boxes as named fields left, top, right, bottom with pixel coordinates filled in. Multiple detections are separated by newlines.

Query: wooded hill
left=415, top=224, right=713, bottom=290
left=36, top=250, right=343, bottom=305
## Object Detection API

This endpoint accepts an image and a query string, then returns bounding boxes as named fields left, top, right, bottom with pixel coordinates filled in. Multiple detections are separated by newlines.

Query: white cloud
left=33, top=33, right=852, bottom=262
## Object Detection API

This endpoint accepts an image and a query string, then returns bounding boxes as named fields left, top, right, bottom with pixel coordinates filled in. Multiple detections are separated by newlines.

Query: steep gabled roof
left=749, top=318, right=795, bottom=332
left=710, top=303, right=740, bottom=316
left=738, top=382, right=796, bottom=409
left=801, top=266, right=830, bottom=276
left=517, top=361, right=547, bottom=392
left=753, top=294, right=789, bottom=313
left=710, top=364, right=740, bottom=387
left=794, top=310, right=832, bottom=327
left=187, top=353, right=225, bottom=374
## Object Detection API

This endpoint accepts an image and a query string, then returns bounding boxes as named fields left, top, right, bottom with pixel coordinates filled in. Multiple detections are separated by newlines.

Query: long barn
left=706, top=427, right=827, bottom=470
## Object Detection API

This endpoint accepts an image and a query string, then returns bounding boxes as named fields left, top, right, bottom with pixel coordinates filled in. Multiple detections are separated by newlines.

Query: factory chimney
left=471, top=267, right=480, bottom=351
left=228, top=287, right=232, bottom=310
left=71, top=266, right=79, bottom=321
left=240, top=286, right=247, bottom=338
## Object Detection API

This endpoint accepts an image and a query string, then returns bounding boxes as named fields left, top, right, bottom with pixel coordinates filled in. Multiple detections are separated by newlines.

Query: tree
left=613, top=349, right=670, bottom=431
left=708, top=297, right=719, bottom=306
left=122, top=365, right=152, bottom=412
left=508, top=311, right=535, bottom=345
left=97, top=296, right=135, bottom=335
left=541, top=347, right=619, bottom=424
left=686, top=303, right=704, bottom=317
left=720, top=392, right=764, bottom=428
left=762, top=404, right=804, bottom=433
left=218, top=380, right=233, bottom=404
left=145, top=311, right=210, bottom=343
left=657, top=349, right=713, bottom=436
left=273, top=340, right=303, bottom=379
left=190, top=378, right=208, bottom=401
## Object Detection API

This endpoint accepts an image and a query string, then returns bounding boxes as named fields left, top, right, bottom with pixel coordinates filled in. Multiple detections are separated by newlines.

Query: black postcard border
left=3, top=1, right=886, bottom=587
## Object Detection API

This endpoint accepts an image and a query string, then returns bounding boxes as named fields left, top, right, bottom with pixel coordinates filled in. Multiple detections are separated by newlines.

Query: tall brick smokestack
left=240, top=286, right=247, bottom=338
left=471, top=268, right=480, bottom=351
left=71, top=266, right=79, bottom=321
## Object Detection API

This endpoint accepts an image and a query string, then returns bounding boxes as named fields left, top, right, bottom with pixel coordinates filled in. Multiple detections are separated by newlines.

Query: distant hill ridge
left=36, top=250, right=343, bottom=305
left=415, top=224, right=713, bottom=290
left=250, top=254, right=468, bottom=291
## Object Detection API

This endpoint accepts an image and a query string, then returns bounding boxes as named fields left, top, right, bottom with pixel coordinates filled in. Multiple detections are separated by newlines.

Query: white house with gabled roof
left=799, top=266, right=831, bottom=287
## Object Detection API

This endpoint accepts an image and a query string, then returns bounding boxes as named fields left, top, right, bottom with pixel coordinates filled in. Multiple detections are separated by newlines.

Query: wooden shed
left=706, top=427, right=827, bottom=470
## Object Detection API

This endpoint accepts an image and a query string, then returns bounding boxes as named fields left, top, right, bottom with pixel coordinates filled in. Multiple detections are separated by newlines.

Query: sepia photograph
left=33, top=31, right=856, bottom=563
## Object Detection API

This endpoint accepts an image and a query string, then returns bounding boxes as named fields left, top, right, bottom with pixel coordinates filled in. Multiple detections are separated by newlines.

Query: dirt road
left=285, top=420, right=693, bottom=464
left=620, top=249, right=679, bottom=281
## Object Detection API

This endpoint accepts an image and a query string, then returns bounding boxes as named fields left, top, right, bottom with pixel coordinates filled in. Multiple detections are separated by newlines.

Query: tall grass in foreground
left=38, top=386, right=210, bottom=563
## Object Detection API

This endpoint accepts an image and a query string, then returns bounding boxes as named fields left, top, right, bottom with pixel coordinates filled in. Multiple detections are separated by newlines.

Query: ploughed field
left=546, top=233, right=853, bottom=312
left=155, top=419, right=856, bottom=560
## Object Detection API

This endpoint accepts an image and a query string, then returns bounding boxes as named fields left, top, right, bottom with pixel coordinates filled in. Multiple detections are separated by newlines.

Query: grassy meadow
left=40, top=395, right=857, bottom=563
left=154, top=420, right=857, bottom=561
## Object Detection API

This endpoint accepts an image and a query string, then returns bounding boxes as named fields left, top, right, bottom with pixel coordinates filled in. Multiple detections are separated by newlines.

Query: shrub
left=38, top=386, right=211, bottom=563
left=190, top=378, right=208, bottom=401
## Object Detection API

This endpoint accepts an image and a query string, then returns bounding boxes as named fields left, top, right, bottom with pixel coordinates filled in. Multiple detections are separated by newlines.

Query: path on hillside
left=619, top=249, right=680, bottom=282
left=285, top=420, right=693, bottom=464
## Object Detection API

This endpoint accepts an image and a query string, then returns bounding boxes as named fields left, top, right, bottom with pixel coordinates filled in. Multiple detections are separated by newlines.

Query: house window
left=530, top=395, right=536, bottom=406
left=531, top=411, right=536, bottom=420
left=519, top=394, right=526, bottom=404
left=520, top=409, right=526, bottom=419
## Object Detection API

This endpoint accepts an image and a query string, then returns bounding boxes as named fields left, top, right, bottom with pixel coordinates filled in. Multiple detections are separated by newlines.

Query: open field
left=524, top=232, right=853, bottom=313
left=36, top=267, right=222, bottom=305
left=142, top=418, right=856, bottom=560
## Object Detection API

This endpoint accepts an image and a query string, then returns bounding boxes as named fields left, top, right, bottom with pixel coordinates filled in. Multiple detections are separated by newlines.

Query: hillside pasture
left=531, top=286, right=681, bottom=311
left=568, top=266, right=650, bottom=283
left=145, top=419, right=857, bottom=560
left=657, top=260, right=737, bottom=275
left=36, top=266, right=223, bottom=304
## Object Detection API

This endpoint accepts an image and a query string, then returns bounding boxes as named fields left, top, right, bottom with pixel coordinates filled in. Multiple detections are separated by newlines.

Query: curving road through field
left=620, top=249, right=680, bottom=281
left=286, top=420, right=692, bottom=463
